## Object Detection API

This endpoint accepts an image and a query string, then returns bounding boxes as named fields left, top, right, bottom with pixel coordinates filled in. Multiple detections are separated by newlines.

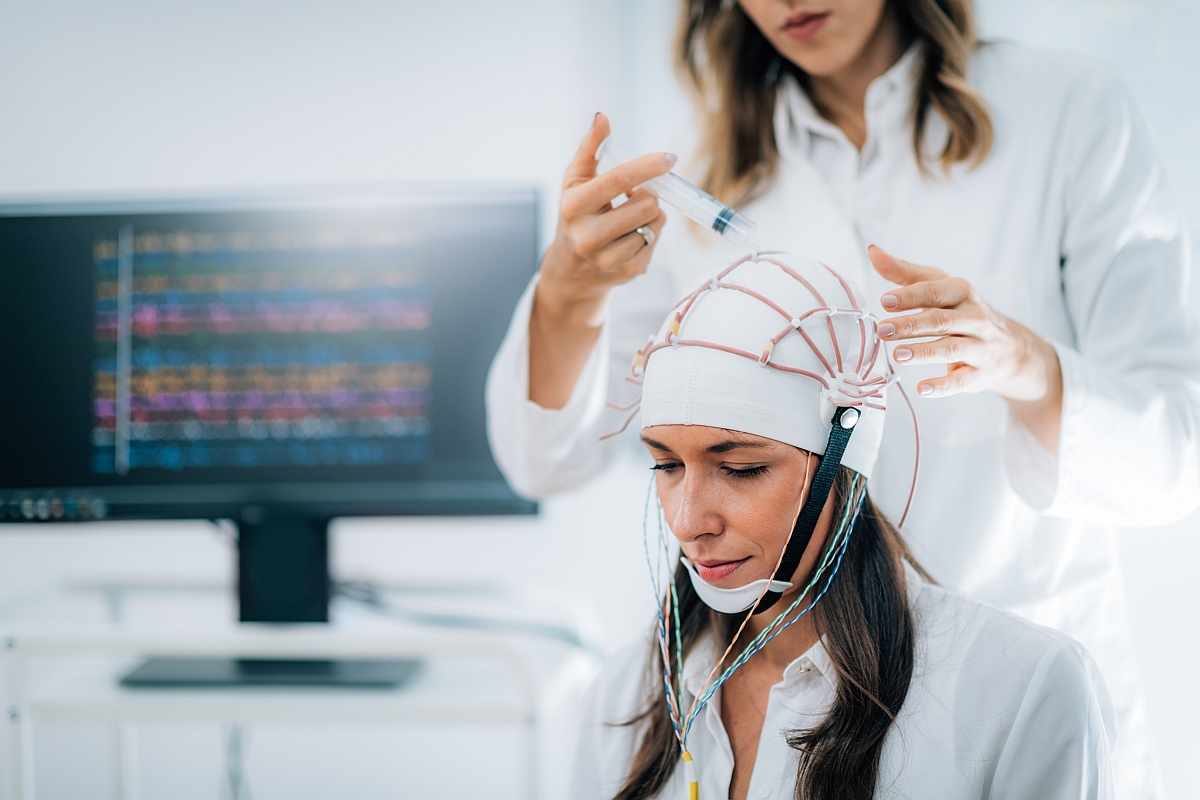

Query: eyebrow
left=640, top=436, right=672, bottom=452
left=640, top=435, right=767, bottom=454
left=704, top=440, right=768, bottom=454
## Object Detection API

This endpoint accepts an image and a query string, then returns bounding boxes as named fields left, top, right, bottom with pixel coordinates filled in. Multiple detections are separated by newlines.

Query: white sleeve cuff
left=1016, top=340, right=1200, bottom=524
left=1004, top=341, right=1080, bottom=513
left=515, top=323, right=612, bottom=465
left=485, top=273, right=614, bottom=498
left=1005, top=406, right=1060, bottom=512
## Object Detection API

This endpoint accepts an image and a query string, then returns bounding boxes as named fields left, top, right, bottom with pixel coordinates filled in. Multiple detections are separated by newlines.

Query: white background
left=1, top=1, right=1198, bottom=797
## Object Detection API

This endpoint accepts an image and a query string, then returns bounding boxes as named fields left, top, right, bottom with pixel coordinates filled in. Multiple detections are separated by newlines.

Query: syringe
left=596, top=138, right=759, bottom=251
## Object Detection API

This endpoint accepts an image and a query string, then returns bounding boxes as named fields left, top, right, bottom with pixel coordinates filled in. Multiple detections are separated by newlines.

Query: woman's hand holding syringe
left=530, top=113, right=673, bottom=410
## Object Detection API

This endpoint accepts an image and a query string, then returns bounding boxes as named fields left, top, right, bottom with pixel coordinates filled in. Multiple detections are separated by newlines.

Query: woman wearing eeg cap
left=568, top=254, right=1114, bottom=800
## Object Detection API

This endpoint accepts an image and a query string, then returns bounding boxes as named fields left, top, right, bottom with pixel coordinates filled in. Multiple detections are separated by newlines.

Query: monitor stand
left=237, top=514, right=331, bottom=623
left=121, top=514, right=420, bottom=689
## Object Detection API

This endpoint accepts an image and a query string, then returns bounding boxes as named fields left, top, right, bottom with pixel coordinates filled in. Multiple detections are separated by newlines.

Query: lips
left=783, top=10, right=830, bottom=41
left=693, top=557, right=749, bottom=583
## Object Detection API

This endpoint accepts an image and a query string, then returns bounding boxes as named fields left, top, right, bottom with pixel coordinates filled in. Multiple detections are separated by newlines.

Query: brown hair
left=615, top=468, right=929, bottom=800
left=676, top=0, right=993, bottom=205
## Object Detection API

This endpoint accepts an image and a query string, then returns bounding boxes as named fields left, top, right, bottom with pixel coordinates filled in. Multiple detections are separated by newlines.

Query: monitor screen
left=0, top=191, right=538, bottom=520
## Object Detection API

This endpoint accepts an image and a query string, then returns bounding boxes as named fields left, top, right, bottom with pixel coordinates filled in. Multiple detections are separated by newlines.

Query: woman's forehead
left=641, top=424, right=792, bottom=451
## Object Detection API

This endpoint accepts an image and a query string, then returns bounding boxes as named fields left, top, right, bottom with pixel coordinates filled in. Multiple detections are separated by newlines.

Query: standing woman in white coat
left=486, top=1, right=1200, bottom=796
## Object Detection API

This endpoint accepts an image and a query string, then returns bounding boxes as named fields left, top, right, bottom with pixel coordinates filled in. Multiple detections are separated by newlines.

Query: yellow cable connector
left=760, top=341, right=775, bottom=363
left=669, top=319, right=681, bottom=339
left=682, top=751, right=699, bottom=800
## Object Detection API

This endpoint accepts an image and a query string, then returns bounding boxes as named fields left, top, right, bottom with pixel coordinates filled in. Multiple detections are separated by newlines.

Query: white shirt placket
left=688, top=648, right=835, bottom=800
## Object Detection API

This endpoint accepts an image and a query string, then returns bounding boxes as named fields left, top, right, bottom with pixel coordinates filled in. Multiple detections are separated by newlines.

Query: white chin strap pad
left=681, top=558, right=793, bottom=615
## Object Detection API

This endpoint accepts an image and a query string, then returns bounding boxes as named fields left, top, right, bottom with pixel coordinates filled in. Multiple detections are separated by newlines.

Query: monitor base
left=120, top=657, right=421, bottom=688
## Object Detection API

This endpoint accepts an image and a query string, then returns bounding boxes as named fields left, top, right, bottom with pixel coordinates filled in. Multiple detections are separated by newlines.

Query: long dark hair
left=615, top=467, right=927, bottom=800
left=676, top=0, right=993, bottom=206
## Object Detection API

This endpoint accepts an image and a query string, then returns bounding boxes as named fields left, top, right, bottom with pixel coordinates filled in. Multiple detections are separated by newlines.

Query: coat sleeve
left=567, top=668, right=617, bottom=800
left=567, top=642, right=654, bottom=800
left=989, top=639, right=1117, bottom=800
left=485, top=246, right=679, bottom=499
left=1005, top=67, right=1200, bottom=525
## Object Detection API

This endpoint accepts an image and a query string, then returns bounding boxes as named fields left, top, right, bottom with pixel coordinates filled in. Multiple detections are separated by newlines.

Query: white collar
left=902, top=558, right=928, bottom=607
left=678, top=559, right=928, bottom=698
left=680, top=622, right=834, bottom=699
left=774, top=42, right=923, bottom=157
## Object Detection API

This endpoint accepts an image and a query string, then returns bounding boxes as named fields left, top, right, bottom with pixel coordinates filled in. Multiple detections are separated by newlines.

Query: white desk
left=1, top=585, right=598, bottom=800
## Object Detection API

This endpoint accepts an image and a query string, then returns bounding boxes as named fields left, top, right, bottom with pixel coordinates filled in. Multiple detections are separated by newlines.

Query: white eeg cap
left=639, top=254, right=888, bottom=479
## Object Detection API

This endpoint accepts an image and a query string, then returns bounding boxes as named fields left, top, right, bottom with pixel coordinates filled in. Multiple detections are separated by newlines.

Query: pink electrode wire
left=601, top=252, right=920, bottom=530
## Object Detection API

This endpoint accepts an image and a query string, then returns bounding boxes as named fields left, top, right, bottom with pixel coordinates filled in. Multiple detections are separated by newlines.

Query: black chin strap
left=752, top=406, right=858, bottom=615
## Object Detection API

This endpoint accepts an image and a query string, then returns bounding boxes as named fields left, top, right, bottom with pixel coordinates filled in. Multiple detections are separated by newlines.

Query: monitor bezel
left=0, top=187, right=540, bottom=521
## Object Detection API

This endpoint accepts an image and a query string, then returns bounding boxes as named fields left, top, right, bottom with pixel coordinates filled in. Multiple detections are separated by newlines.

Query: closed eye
left=723, top=465, right=768, bottom=478
left=650, top=462, right=681, bottom=473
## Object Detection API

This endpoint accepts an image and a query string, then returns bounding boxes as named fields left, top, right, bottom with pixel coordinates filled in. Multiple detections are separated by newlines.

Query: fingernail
left=881, top=294, right=899, bottom=309
left=894, top=346, right=912, bottom=362
left=877, top=322, right=896, bottom=337
left=665, top=153, right=678, bottom=167
left=594, top=112, right=601, bottom=122
left=918, top=384, right=933, bottom=396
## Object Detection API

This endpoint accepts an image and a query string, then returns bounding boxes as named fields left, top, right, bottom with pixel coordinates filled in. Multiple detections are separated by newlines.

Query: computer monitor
left=0, top=189, right=538, bottom=626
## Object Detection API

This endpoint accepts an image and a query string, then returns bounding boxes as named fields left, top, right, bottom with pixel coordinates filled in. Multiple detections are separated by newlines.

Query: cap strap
left=752, top=405, right=857, bottom=615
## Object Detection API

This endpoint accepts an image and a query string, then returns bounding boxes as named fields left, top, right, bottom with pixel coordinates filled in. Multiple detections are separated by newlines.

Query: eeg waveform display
left=1, top=193, right=537, bottom=519
left=90, top=229, right=433, bottom=474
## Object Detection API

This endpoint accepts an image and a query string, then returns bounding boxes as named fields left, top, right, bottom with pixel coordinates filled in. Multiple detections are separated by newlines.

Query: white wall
left=2, top=0, right=1199, bottom=798
left=0, top=0, right=630, bottom=244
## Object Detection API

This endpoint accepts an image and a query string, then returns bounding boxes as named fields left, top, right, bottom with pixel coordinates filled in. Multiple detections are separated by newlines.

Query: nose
left=667, top=471, right=722, bottom=543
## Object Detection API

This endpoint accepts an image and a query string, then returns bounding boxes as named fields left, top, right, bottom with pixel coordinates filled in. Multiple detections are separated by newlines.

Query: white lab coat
left=570, top=565, right=1116, bottom=800
left=487, top=42, right=1200, bottom=798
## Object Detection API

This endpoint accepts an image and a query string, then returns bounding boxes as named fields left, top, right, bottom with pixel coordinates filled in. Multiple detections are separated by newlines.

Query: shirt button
left=757, top=786, right=772, bottom=798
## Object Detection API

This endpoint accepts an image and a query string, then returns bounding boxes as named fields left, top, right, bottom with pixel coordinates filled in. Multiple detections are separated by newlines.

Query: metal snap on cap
left=840, top=408, right=860, bottom=429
